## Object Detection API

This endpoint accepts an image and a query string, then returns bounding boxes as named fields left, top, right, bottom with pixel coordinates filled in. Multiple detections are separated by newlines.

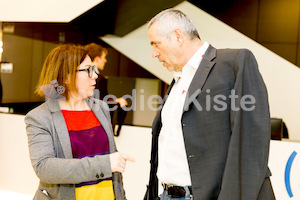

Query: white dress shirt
left=157, top=42, right=209, bottom=186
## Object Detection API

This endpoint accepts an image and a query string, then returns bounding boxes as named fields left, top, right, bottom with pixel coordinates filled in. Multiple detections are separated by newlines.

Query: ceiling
left=0, top=0, right=237, bottom=37
left=0, top=0, right=103, bottom=22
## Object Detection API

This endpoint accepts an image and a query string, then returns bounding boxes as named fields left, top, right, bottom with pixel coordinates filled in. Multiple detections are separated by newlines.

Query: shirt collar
left=187, top=41, right=209, bottom=70
left=173, top=71, right=182, bottom=82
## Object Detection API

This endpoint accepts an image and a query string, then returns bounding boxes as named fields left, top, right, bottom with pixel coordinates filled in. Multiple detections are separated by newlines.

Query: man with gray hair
left=145, top=9, right=275, bottom=200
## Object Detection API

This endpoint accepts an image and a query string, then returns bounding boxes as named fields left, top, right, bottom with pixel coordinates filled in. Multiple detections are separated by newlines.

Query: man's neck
left=188, top=38, right=203, bottom=58
left=179, top=38, right=203, bottom=70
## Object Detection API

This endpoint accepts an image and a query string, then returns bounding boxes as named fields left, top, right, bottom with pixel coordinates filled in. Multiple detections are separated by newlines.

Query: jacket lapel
left=162, top=80, right=175, bottom=105
left=183, top=45, right=216, bottom=112
left=152, top=80, right=175, bottom=135
left=86, top=98, right=116, bottom=152
left=86, top=98, right=112, bottom=135
left=46, top=99, right=73, bottom=159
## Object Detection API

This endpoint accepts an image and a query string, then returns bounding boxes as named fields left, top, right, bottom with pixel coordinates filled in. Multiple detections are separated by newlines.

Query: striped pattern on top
left=61, top=110, right=114, bottom=200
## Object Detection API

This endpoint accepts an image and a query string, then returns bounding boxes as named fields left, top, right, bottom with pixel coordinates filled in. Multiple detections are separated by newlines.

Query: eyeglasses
left=76, top=65, right=99, bottom=78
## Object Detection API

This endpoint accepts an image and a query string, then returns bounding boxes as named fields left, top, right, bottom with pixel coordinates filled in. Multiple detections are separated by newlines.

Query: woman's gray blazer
left=25, top=98, right=126, bottom=200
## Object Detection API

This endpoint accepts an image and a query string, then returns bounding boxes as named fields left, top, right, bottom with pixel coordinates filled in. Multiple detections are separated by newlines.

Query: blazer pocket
left=205, top=82, right=233, bottom=96
left=36, top=185, right=58, bottom=199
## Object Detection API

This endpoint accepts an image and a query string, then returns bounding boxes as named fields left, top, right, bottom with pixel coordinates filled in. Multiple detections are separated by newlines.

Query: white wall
left=269, top=140, right=300, bottom=199
left=0, top=113, right=39, bottom=195
left=101, top=1, right=300, bottom=141
left=133, top=78, right=161, bottom=126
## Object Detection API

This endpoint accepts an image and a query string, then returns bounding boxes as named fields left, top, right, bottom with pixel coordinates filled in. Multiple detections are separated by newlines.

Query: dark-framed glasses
left=76, top=65, right=99, bottom=78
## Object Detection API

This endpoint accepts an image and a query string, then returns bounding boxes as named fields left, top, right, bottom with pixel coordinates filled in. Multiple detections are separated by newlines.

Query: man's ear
left=174, top=28, right=184, bottom=46
left=94, top=56, right=101, bottom=62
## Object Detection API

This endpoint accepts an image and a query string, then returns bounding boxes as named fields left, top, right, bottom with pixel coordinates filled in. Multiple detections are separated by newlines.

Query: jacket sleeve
left=24, top=106, right=113, bottom=184
left=218, top=49, right=271, bottom=199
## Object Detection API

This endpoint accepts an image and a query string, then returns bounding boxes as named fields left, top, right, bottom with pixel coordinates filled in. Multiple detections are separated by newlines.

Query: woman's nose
left=92, top=71, right=98, bottom=79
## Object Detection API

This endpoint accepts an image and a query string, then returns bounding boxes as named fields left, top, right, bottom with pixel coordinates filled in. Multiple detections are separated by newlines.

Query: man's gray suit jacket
left=146, top=45, right=275, bottom=200
left=25, top=98, right=126, bottom=200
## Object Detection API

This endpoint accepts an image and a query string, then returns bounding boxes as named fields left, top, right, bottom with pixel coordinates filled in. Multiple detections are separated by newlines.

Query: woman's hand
left=109, top=152, right=135, bottom=173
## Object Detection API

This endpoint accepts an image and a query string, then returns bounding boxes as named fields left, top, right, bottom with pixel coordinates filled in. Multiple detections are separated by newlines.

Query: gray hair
left=148, top=8, right=200, bottom=40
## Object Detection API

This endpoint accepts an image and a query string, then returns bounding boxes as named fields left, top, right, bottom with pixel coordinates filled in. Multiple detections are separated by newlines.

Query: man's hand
left=116, top=97, right=128, bottom=108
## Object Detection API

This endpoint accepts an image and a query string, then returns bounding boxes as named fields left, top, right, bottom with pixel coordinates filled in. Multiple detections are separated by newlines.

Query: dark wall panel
left=261, top=43, right=297, bottom=64
left=190, top=0, right=300, bottom=68
left=296, top=45, right=300, bottom=66
left=113, top=0, right=183, bottom=36
left=214, top=0, right=259, bottom=40
left=257, top=0, right=300, bottom=43
left=2, top=34, right=32, bottom=103
left=101, top=47, right=120, bottom=76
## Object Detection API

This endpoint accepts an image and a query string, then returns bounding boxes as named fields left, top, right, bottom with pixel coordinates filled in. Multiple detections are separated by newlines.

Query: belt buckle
left=165, top=184, right=173, bottom=195
left=165, top=184, right=185, bottom=198
left=165, top=184, right=173, bottom=197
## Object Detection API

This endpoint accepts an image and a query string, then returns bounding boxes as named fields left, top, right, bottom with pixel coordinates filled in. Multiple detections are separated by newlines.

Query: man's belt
left=162, top=183, right=192, bottom=198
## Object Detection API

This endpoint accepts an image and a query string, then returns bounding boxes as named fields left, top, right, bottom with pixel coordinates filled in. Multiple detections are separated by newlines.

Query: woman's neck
left=58, top=97, right=90, bottom=111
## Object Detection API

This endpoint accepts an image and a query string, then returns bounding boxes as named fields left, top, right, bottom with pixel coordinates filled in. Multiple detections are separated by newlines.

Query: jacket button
left=96, top=174, right=100, bottom=178
left=100, top=172, right=104, bottom=177
left=182, top=123, right=186, bottom=127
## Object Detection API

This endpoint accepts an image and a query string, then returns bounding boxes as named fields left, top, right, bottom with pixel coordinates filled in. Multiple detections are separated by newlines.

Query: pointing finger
left=122, top=153, right=136, bottom=162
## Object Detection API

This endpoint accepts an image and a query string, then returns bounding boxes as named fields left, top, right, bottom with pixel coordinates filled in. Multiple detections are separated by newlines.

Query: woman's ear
left=65, top=74, right=71, bottom=85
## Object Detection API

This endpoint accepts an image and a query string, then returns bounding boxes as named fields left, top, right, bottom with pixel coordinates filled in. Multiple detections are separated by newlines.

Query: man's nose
left=152, top=50, right=159, bottom=58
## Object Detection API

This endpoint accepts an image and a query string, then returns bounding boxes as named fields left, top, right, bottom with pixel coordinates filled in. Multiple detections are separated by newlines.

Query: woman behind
left=25, top=44, right=134, bottom=200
